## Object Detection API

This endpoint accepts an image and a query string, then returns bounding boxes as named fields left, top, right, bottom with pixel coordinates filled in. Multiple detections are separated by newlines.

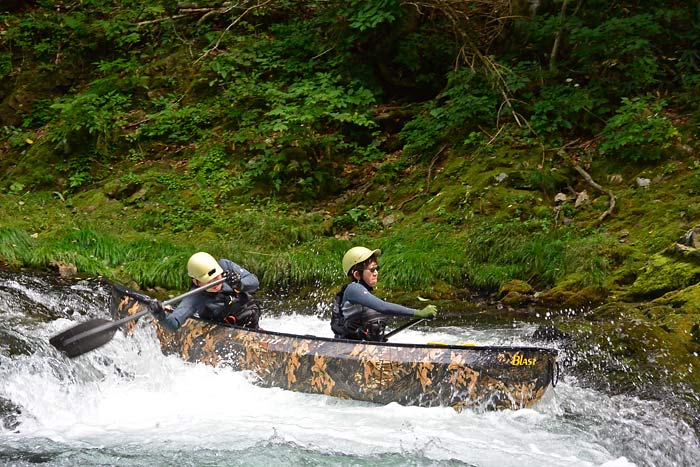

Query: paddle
left=384, top=317, right=427, bottom=340
left=383, top=296, right=437, bottom=340
left=49, top=277, right=226, bottom=358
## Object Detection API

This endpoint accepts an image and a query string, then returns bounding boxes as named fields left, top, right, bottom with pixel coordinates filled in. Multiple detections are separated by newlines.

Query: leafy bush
left=528, top=82, right=606, bottom=140
left=400, top=69, right=497, bottom=157
left=134, top=99, right=212, bottom=144
left=220, top=72, right=378, bottom=197
left=49, top=90, right=131, bottom=156
left=0, top=53, right=11, bottom=79
left=568, top=14, right=664, bottom=94
left=599, top=96, right=680, bottom=161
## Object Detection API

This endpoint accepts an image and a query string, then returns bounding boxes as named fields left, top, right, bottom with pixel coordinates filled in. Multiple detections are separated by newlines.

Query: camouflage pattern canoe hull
left=111, top=288, right=558, bottom=411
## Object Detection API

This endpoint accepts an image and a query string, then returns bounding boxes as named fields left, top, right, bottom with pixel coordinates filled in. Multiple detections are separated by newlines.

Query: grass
left=0, top=138, right=693, bottom=301
left=0, top=189, right=622, bottom=297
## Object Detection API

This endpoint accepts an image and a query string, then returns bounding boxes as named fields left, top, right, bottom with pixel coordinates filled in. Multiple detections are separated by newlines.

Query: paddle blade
left=50, top=319, right=118, bottom=358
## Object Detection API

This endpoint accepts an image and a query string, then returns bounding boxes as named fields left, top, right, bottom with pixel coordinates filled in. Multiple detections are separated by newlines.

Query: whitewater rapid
left=1, top=272, right=697, bottom=466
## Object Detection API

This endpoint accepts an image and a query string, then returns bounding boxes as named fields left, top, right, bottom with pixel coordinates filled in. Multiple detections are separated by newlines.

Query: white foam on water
left=2, top=314, right=672, bottom=467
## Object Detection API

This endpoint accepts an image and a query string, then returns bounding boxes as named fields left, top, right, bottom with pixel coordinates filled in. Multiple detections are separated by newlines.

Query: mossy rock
left=560, top=313, right=700, bottom=398
left=500, top=291, right=533, bottom=307
left=538, top=279, right=607, bottom=310
left=103, top=178, right=142, bottom=200
left=499, top=279, right=533, bottom=297
left=649, top=284, right=700, bottom=315
left=498, top=279, right=535, bottom=306
left=627, top=251, right=700, bottom=300
left=562, top=294, right=700, bottom=396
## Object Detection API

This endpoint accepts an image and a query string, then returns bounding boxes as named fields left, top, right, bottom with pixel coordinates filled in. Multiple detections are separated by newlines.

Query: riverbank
left=2, top=147, right=700, bottom=420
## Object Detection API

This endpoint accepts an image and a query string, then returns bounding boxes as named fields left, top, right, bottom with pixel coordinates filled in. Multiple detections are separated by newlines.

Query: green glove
left=414, top=304, right=437, bottom=319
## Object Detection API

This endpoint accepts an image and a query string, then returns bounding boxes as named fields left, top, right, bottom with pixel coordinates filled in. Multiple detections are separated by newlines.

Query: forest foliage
left=1, top=0, right=699, bottom=293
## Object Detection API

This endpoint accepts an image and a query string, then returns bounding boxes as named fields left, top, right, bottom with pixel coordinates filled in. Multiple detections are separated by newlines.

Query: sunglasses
left=363, top=266, right=380, bottom=273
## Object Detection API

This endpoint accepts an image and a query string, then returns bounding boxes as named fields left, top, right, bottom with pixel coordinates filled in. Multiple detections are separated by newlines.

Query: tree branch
left=572, top=164, right=616, bottom=222
left=195, top=0, right=274, bottom=63
left=549, top=0, right=570, bottom=71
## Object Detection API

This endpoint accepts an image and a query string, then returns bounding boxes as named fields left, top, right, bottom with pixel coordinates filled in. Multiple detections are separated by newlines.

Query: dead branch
left=572, top=164, right=616, bottom=222
left=196, top=0, right=274, bottom=63
left=403, top=1, right=531, bottom=131
left=549, top=0, right=570, bottom=71
left=137, top=14, right=188, bottom=28
left=136, top=2, right=238, bottom=28
left=426, top=144, right=447, bottom=192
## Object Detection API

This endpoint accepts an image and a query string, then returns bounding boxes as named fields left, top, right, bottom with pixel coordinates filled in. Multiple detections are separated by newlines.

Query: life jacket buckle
left=223, top=315, right=238, bottom=325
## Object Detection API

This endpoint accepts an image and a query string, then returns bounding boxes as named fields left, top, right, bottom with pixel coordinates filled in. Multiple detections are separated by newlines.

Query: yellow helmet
left=187, top=252, right=223, bottom=283
left=342, top=246, right=381, bottom=276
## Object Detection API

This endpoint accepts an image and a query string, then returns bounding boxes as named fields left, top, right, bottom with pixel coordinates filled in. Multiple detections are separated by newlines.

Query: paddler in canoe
left=149, top=251, right=262, bottom=331
left=331, top=246, right=438, bottom=341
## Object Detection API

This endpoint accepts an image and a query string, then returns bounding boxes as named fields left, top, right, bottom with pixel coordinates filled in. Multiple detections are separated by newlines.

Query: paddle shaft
left=59, top=277, right=227, bottom=347
left=384, top=317, right=426, bottom=340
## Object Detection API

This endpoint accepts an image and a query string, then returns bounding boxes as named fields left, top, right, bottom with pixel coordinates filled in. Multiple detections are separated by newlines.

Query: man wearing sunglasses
left=331, top=246, right=438, bottom=341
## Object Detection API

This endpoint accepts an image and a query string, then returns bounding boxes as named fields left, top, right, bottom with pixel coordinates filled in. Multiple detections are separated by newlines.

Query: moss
left=499, top=279, right=534, bottom=296
left=557, top=292, right=700, bottom=396
left=627, top=252, right=700, bottom=299
left=650, top=284, right=700, bottom=314
left=536, top=272, right=608, bottom=309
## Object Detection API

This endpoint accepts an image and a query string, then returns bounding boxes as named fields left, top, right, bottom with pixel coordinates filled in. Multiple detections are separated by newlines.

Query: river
left=0, top=270, right=697, bottom=466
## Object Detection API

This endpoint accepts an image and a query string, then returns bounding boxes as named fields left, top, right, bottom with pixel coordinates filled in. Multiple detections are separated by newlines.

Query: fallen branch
left=572, top=164, right=616, bottom=222
left=426, top=145, right=447, bottom=193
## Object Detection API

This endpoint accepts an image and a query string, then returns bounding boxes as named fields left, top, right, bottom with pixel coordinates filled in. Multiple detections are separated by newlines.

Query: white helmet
left=187, top=252, right=223, bottom=283
left=342, top=246, right=381, bottom=276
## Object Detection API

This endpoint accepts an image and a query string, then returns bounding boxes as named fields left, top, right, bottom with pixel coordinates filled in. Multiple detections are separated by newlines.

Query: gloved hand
left=148, top=300, right=167, bottom=321
left=414, top=304, right=438, bottom=319
left=224, top=270, right=242, bottom=291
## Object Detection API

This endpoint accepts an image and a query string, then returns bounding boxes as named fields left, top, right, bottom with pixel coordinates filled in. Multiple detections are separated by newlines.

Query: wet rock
left=531, top=324, right=569, bottom=342
left=0, top=329, right=32, bottom=356
left=562, top=293, right=700, bottom=400
left=48, top=261, right=77, bottom=279
left=0, top=396, right=22, bottom=431
left=498, top=280, right=535, bottom=307
left=636, top=177, right=651, bottom=188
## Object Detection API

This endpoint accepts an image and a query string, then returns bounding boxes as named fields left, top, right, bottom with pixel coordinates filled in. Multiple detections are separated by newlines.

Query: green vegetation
left=1, top=1, right=698, bottom=296
left=2, top=0, right=700, bottom=412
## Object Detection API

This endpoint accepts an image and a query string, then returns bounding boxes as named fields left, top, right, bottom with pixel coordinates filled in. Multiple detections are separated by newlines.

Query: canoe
left=111, top=286, right=559, bottom=411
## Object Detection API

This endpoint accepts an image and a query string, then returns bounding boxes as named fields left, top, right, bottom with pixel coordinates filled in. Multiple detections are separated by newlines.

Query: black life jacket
left=331, top=283, right=386, bottom=342
left=199, top=290, right=260, bottom=329
left=330, top=284, right=348, bottom=338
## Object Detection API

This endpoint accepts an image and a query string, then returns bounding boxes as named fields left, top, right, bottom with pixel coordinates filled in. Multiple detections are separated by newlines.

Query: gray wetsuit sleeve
left=161, top=294, right=203, bottom=332
left=343, top=282, right=415, bottom=317
left=219, top=258, right=259, bottom=293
